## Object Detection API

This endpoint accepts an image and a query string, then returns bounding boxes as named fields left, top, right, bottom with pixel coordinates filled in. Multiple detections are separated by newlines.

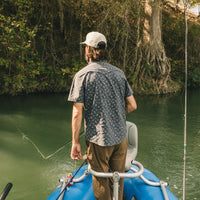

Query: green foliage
left=0, top=0, right=71, bottom=95
left=0, top=0, right=39, bottom=94
left=188, top=68, right=200, bottom=87
left=162, top=7, right=200, bottom=88
left=0, top=0, right=200, bottom=95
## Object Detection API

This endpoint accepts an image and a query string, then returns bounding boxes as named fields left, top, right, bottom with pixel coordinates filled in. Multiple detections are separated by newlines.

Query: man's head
left=81, top=32, right=107, bottom=62
left=81, top=32, right=107, bottom=49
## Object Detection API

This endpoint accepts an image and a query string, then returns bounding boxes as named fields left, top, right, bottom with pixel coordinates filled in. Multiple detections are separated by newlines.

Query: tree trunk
left=57, top=0, right=64, bottom=32
left=133, top=0, right=179, bottom=94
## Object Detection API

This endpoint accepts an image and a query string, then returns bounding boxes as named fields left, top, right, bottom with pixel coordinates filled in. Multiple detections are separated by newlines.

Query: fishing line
left=16, top=126, right=85, bottom=160
left=8, top=114, right=86, bottom=160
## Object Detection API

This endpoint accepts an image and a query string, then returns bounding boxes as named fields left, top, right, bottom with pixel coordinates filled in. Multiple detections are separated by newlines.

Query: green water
left=0, top=89, right=199, bottom=200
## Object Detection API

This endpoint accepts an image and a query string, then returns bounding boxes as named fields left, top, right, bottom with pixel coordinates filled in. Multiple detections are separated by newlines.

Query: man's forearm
left=72, top=103, right=83, bottom=144
left=125, top=95, right=137, bottom=114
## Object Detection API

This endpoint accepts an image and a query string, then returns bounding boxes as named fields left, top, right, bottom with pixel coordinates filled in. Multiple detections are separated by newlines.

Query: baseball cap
left=80, top=32, right=107, bottom=49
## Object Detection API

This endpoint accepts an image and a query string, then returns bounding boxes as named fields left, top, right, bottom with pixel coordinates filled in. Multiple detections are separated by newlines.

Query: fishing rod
left=0, top=183, right=13, bottom=200
left=55, top=158, right=88, bottom=200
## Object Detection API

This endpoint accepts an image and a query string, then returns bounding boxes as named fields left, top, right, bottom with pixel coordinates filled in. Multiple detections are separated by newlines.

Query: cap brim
left=80, top=41, right=86, bottom=45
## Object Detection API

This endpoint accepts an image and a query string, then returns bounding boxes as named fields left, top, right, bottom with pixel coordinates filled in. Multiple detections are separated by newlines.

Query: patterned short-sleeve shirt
left=68, top=61, right=133, bottom=146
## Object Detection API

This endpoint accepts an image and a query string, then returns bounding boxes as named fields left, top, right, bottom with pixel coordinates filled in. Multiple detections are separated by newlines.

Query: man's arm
left=71, top=102, right=84, bottom=160
left=125, top=95, right=137, bottom=114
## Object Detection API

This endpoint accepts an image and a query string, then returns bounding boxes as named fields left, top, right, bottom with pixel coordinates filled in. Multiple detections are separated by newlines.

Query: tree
left=132, top=0, right=180, bottom=94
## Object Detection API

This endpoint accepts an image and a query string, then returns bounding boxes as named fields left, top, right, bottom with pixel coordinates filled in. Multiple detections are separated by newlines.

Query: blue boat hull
left=47, top=165, right=178, bottom=200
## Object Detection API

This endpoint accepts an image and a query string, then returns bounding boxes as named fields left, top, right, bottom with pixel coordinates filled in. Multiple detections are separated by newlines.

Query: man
left=68, top=31, right=137, bottom=200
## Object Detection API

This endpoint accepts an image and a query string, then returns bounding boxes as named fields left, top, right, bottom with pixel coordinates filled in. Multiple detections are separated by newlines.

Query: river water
left=0, top=89, right=199, bottom=200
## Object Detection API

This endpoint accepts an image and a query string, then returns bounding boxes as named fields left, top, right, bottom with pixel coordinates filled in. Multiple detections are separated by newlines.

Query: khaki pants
left=86, top=138, right=127, bottom=200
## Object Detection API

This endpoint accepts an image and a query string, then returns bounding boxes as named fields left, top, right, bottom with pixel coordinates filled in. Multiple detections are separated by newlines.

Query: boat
left=47, top=122, right=178, bottom=200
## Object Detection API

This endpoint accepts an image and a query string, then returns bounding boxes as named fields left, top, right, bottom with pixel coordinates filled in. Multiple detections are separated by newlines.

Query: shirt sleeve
left=125, top=78, right=133, bottom=98
left=68, top=73, right=85, bottom=103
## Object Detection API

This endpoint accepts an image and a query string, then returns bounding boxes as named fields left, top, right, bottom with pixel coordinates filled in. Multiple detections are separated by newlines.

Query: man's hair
left=87, top=41, right=107, bottom=61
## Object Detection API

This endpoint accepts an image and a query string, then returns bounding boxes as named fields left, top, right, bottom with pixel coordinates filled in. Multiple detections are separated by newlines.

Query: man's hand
left=71, top=142, right=83, bottom=160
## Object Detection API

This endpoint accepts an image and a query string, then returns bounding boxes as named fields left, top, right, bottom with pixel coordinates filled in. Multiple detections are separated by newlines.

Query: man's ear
left=86, top=46, right=93, bottom=61
left=85, top=45, right=90, bottom=51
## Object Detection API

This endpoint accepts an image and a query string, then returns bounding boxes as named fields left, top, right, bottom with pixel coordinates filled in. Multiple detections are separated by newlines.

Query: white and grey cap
left=80, top=31, right=107, bottom=49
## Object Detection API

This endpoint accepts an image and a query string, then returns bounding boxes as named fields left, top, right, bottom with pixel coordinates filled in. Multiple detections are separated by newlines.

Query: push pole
left=183, top=0, right=189, bottom=200
left=183, top=1, right=188, bottom=200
